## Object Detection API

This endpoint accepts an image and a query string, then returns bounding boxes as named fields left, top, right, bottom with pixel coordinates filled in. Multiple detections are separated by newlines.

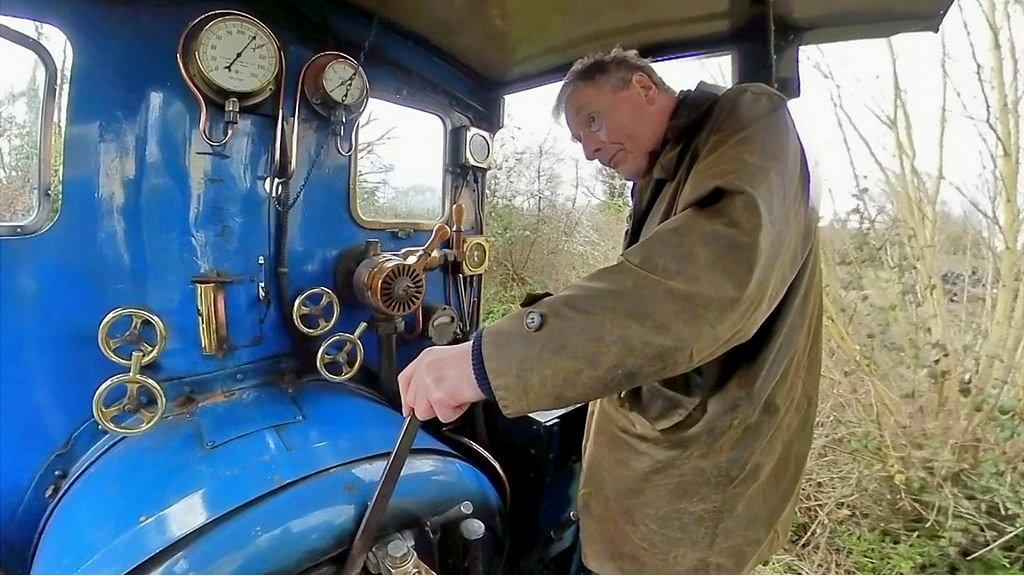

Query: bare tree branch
left=961, top=0, right=1012, bottom=154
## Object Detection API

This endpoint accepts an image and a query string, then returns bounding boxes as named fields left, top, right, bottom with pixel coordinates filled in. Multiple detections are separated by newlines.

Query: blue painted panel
left=0, top=1, right=491, bottom=569
left=133, top=455, right=502, bottom=574
left=31, top=381, right=499, bottom=574
left=196, top=385, right=303, bottom=448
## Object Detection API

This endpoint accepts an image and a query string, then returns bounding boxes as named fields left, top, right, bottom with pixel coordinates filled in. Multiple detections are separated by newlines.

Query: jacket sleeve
left=481, top=86, right=815, bottom=417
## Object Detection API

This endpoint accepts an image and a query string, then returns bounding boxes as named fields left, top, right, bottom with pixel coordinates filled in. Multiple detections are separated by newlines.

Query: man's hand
left=397, top=341, right=485, bottom=423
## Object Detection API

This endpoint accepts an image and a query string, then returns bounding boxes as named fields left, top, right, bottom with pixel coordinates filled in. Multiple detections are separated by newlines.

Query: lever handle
left=398, top=223, right=451, bottom=267
left=452, top=203, right=467, bottom=232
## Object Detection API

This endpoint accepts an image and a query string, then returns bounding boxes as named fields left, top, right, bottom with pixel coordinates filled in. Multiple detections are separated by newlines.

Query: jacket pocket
left=620, top=366, right=717, bottom=432
left=519, top=291, right=553, bottom=307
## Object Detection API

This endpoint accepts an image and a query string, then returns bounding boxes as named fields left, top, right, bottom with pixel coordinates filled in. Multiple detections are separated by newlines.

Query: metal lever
left=343, top=415, right=422, bottom=574
left=396, top=223, right=450, bottom=268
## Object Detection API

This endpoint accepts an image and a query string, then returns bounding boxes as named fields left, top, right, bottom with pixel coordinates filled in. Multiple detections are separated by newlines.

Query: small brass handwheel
left=98, top=308, right=167, bottom=367
left=293, top=287, right=341, bottom=336
left=92, top=372, right=167, bottom=436
left=317, top=322, right=368, bottom=382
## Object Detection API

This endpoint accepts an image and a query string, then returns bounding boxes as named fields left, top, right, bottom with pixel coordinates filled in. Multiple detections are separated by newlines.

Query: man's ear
left=632, top=72, right=657, bottom=103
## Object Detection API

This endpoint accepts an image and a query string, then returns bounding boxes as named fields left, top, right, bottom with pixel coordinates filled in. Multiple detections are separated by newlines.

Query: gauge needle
left=328, top=72, right=358, bottom=95
left=224, top=34, right=257, bottom=71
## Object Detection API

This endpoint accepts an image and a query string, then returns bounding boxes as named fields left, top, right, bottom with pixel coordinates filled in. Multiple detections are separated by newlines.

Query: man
left=397, top=47, right=821, bottom=573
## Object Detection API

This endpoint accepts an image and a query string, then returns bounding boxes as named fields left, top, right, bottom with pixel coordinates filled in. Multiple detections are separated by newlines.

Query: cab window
left=352, top=98, right=446, bottom=228
left=0, top=17, right=71, bottom=236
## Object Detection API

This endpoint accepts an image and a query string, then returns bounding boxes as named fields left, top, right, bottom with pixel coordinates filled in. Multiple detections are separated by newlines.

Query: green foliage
left=481, top=127, right=625, bottom=327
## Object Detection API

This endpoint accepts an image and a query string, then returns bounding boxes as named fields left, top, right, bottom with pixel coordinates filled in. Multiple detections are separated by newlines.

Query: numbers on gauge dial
left=322, top=58, right=367, bottom=106
left=196, top=16, right=279, bottom=94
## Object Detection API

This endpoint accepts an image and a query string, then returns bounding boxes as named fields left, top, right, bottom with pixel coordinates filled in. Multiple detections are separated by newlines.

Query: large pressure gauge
left=194, top=16, right=279, bottom=99
left=177, top=11, right=284, bottom=147
left=183, top=13, right=281, bottom=106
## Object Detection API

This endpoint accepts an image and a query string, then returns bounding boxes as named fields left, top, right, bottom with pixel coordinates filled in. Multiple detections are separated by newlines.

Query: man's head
left=553, top=47, right=677, bottom=182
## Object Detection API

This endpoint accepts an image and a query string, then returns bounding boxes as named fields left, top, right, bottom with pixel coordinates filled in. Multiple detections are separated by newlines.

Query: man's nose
left=581, top=134, right=601, bottom=162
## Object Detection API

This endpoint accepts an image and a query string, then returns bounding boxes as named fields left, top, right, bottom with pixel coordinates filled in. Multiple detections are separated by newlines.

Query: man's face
left=564, top=73, right=665, bottom=182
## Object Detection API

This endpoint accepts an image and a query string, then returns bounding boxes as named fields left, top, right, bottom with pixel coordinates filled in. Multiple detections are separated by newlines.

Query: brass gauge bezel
left=181, top=11, right=282, bottom=107
left=461, top=236, right=490, bottom=276
left=301, top=52, right=370, bottom=119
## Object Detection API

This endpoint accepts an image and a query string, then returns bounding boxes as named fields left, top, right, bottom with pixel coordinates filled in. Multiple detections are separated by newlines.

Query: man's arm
left=480, top=85, right=816, bottom=417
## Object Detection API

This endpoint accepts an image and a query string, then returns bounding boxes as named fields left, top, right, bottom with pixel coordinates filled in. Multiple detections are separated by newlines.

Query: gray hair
left=552, top=46, right=673, bottom=120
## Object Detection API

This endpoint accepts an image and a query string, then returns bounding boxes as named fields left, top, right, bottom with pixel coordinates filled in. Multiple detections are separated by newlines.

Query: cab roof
left=342, top=0, right=953, bottom=89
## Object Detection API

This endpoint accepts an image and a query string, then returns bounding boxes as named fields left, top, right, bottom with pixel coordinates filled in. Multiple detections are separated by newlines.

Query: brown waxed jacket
left=481, top=82, right=822, bottom=573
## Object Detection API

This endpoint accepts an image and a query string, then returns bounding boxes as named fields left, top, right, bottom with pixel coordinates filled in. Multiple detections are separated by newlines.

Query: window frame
left=349, top=95, right=451, bottom=231
left=0, top=23, right=59, bottom=238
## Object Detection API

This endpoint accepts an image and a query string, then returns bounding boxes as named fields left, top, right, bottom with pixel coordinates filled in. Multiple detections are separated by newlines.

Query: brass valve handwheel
left=293, top=287, right=341, bottom=336
left=92, top=372, right=167, bottom=436
left=317, top=322, right=368, bottom=382
left=98, top=307, right=167, bottom=367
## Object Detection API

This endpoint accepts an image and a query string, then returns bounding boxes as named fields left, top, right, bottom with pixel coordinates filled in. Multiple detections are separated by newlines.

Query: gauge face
left=322, top=58, right=368, bottom=107
left=195, top=15, right=279, bottom=94
left=465, top=240, right=489, bottom=273
left=468, top=133, right=491, bottom=164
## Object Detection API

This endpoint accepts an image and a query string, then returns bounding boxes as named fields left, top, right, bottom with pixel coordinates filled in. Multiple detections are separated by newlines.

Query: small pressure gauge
left=468, top=132, right=491, bottom=166
left=300, top=52, right=370, bottom=156
left=453, top=126, right=494, bottom=170
left=322, top=58, right=369, bottom=107
left=182, top=13, right=281, bottom=106
left=303, top=53, right=370, bottom=118
left=461, top=237, right=490, bottom=276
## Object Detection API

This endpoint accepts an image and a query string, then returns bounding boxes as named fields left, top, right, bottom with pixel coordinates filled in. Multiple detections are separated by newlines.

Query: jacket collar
left=649, top=82, right=722, bottom=181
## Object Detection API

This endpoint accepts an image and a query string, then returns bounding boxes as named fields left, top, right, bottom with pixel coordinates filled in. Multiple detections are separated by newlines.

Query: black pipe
left=275, top=182, right=294, bottom=335
left=376, top=318, right=401, bottom=408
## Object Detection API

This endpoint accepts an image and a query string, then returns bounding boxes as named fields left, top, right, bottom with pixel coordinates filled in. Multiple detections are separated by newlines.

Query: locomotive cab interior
left=0, top=1, right=953, bottom=573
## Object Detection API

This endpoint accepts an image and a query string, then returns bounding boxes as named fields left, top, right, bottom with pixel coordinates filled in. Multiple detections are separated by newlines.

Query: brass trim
left=193, top=15, right=280, bottom=98
left=92, top=371, right=166, bottom=436
left=317, top=322, right=369, bottom=382
left=176, top=10, right=286, bottom=149
left=195, top=282, right=228, bottom=355
left=97, top=307, right=168, bottom=367
left=461, top=236, right=490, bottom=275
left=179, top=11, right=281, bottom=107
left=354, top=224, right=451, bottom=316
left=292, top=286, right=341, bottom=336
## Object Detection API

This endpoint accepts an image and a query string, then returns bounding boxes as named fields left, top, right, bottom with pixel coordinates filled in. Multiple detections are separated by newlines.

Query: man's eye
left=587, top=114, right=602, bottom=132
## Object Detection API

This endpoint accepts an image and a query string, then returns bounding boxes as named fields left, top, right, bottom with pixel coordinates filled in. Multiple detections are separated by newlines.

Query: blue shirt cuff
left=471, top=330, right=495, bottom=400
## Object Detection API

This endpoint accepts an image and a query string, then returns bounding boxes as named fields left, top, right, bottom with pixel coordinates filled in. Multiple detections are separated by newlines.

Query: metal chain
left=275, top=137, right=330, bottom=211
left=340, top=16, right=378, bottom=107
left=276, top=16, right=379, bottom=213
